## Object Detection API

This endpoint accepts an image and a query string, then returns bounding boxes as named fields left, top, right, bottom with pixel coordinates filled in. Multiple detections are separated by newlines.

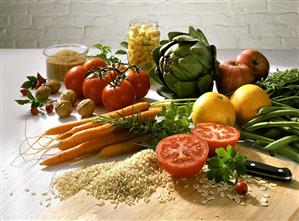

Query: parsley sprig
left=207, top=146, right=247, bottom=184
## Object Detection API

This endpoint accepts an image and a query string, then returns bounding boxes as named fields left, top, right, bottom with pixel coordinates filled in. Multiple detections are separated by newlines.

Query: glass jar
left=128, top=19, right=160, bottom=72
left=43, top=44, right=88, bottom=81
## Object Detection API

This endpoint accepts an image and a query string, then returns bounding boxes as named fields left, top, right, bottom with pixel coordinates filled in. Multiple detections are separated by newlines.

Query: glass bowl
left=43, top=43, right=89, bottom=81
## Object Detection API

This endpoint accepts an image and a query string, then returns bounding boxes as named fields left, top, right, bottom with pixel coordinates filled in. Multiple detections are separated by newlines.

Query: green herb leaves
left=256, top=68, right=299, bottom=108
left=15, top=90, right=53, bottom=109
left=96, top=102, right=194, bottom=148
left=207, top=146, right=247, bottom=183
left=92, top=42, right=128, bottom=64
left=21, top=73, right=46, bottom=89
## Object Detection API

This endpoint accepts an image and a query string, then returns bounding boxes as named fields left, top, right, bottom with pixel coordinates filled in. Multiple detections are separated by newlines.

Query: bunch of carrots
left=35, top=102, right=161, bottom=166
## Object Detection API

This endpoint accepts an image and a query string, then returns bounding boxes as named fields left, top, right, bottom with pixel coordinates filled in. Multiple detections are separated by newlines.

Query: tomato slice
left=191, top=123, right=240, bottom=156
left=156, top=134, right=209, bottom=177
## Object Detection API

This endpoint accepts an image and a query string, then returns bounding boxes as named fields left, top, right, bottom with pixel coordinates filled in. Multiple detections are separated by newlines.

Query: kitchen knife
left=245, top=160, right=292, bottom=181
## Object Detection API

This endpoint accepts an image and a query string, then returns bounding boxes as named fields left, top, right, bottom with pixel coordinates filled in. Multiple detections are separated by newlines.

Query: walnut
left=55, top=99, right=73, bottom=118
left=77, top=99, right=95, bottom=117
left=60, top=89, right=77, bottom=105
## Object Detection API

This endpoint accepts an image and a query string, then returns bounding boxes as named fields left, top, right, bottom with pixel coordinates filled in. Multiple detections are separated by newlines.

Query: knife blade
left=245, top=160, right=292, bottom=181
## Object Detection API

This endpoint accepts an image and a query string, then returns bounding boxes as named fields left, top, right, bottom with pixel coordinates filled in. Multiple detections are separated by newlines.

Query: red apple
left=236, top=49, right=270, bottom=81
left=216, top=60, right=255, bottom=94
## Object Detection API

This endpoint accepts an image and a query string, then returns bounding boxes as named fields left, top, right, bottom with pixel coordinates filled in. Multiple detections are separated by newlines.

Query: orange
left=230, top=84, right=272, bottom=125
left=191, top=92, right=236, bottom=126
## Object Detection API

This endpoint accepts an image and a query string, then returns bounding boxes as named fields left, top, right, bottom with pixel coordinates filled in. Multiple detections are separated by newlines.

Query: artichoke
left=150, top=27, right=219, bottom=98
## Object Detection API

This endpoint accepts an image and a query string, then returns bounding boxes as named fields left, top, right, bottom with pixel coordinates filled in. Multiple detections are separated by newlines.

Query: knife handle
left=245, top=160, right=292, bottom=181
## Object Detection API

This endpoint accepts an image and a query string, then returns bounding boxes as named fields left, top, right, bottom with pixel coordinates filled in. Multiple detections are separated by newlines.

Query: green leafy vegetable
left=256, top=68, right=299, bottom=108
left=207, top=146, right=247, bottom=183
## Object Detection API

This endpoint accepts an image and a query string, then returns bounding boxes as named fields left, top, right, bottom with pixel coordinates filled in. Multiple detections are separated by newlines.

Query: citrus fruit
left=191, top=92, right=236, bottom=126
left=230, top=84, right=272, bottom=124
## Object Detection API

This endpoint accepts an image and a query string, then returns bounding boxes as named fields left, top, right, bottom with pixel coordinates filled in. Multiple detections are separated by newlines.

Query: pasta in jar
left=128, top=20, right=160, bottom=72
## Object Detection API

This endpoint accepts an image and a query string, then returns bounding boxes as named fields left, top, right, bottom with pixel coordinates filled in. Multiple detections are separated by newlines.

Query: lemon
left=230, top=84, right=272, bottom=124
left=191, top=92, right=236, bottom=126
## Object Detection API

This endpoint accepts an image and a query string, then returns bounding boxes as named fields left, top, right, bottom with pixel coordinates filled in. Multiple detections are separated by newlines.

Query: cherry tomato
left=125, top=69, right=150, bottom=99
left=30, top=108, right=39, bottom=115
left=82, top=73, right=107, bottom=104
left=192, top=123, right=240, bottom=156
left=101, top=79, right=136, bottom=111
left=234, top=181, right=248, bottom=195
left=83, top=57, right=107, bottom=71
left=156, top=134, right=209, bottom=177
left=113, top=63, right=126, bottom=71
left=64, top=66, right=88, bottom=98
left=45, top=103, right=54, bottom=113
left=104, top=70, right=121, bottom=82
left=20, top=88, right=28, bottom=96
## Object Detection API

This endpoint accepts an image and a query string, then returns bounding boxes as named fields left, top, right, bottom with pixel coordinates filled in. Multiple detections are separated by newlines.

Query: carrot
left=44, top=117, right=98, bottom=136
left=44, top=102, right=150, bottom=135
left=40, top=131, right=136, bottom=166
left=98, top=136, right=148, bottom=158
left=60, top=101, right=150, bottom=137
left=55, top=108, right=161, bottom=150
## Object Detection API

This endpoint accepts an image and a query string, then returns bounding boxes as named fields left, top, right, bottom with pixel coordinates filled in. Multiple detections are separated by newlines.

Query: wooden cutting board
left=38, top=146, right=299, bottom=221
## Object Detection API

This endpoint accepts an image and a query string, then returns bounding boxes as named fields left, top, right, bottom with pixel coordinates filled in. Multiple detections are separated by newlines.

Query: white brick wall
left=1, top=0, right=299, bottom=49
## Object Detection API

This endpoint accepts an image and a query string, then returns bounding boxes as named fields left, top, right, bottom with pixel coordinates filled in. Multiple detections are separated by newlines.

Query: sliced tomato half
left=156, top=134, right=209, bottom=177
left=191, top=123, right=240, bottom=156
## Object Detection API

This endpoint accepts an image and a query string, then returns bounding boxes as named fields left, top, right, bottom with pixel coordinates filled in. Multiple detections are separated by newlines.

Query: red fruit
left=20, top=88, right=28, bottom=96
left=234, top=181, right=248, bottom=195
left=45, top=103, right=54, bottom=113
left=64, top=65, right=88, bottom=98
left=216, top=60, right=255, bottom=94
left=30, top=108, right=39, bottom=115
left=236, top=49, right=270, bottom=81
left=83, top=57, right=107, bottom=71
left=156, top=134, right=209, bottom=177
left=191, top=123, right=240, bottom=157
left=125, top=69, right=151, bottom=99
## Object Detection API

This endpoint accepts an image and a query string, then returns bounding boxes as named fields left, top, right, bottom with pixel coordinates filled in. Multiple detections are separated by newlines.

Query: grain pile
left=53, top=149, right=276, bottom=207
left=53, top=149, right=174, bottom=205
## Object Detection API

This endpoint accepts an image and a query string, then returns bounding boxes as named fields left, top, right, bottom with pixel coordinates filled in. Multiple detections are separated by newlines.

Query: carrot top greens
left=97, top=101, right=194, bottom=148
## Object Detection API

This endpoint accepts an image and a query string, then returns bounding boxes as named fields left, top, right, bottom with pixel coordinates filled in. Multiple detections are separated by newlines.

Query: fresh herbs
left=256, top=68, right=299, bottom=108
left=96, top=101, right=194, bottom=148
left=15, top=90, right=53, bottom=110
left=91, top=42, right=128, bottom=65
left=21, top=73, right=46, bottom=89
left=16, top=73, right=54, bottom=115
left=207, top=146, right=247, bottom=184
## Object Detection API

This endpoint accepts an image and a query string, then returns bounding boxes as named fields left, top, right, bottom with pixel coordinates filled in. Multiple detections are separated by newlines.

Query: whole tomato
left=83, top=57, right=107, bottom=71
left=125, top=69, right=150, bottom=99
left=105, top=70, right=120, bottom=82
left=64, top=65, right=88, bottom=98
left=102, top=79, right=136, bottom=111
left=82, top=73, right=107, bottom=105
